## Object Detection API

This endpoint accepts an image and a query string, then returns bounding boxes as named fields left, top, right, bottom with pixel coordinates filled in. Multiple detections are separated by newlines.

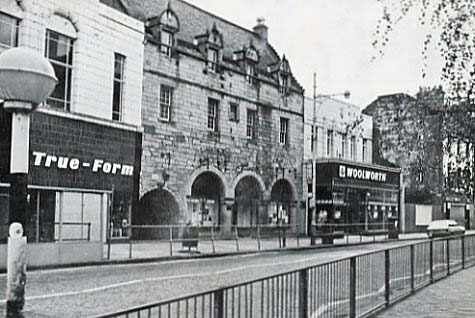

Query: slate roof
left=121, top=0, right=304, bottom=92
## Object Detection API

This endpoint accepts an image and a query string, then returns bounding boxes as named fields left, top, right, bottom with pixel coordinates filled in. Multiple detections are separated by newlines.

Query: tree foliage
left=374, top=0, right=475, bottom=103
left=374, top=0, right=475, bottom=200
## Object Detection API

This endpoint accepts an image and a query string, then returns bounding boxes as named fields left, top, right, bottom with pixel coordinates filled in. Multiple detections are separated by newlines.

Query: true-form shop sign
left=32, top=151, right=134, bottom=176
left=338, top=164, right=387, bottom=183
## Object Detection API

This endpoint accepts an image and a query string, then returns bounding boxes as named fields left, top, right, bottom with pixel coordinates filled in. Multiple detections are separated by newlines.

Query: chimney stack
left=253, top=17, right=268, bottom=41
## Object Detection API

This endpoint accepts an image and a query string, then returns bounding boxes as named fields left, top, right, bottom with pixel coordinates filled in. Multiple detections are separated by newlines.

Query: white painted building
left=303, top=96, right=373, bottom=164
left=0, top=0, right=144, bottom=268
left=1, top=0, right=144, bottom=125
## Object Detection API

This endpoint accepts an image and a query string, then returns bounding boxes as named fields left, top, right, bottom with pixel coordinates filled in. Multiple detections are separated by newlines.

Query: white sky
left=185, top=0, right=444, bottom=108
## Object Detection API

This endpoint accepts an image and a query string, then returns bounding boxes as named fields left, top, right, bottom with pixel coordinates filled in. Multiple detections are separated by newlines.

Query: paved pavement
left=377, top=265, right=475, bottom=318
left=0, top=240, right=423, bottom=318
left=106, top=232, right=431, bottom=260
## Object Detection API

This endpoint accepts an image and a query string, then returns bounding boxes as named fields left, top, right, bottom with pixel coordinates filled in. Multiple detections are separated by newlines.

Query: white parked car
left=427, top=220, right=465, bottom=238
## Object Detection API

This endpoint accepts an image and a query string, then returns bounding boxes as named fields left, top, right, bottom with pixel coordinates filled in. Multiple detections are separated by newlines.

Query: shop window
left=280, top=117, right=289, bottom=145
left=21, top=189, right=103, bottom=243
left=229, top=102, right=239, bottom=122
left=0, top=12, right=19, bottom=49
left=27, top=190, right=57, bottom=243
left=246, top=109, right=258, bottom=139
left=112, top=53, right=126, bottom=121
left=0, top=188, right=9, bottom=242
left=207, top=98, right=219, bottom=132
left=159, top=85, right=173, bottom=121
left=45, top=30, right=74, bottom=111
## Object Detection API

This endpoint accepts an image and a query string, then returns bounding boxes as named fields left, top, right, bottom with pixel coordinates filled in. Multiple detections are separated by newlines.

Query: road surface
left=0, top=240, right=424, bottom=318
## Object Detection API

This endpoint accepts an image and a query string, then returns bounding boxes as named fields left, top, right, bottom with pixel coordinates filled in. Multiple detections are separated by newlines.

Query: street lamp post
left=310, top=72, right=349, bottom=245
left=0, top=47, right=57, bottom=317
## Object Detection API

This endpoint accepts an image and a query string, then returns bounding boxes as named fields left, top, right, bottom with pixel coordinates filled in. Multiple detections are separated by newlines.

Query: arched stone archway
left=184, top=166, right=231, bottom=198
left=135, top=187, right=180, bottom=239
left=188, top=171, right=225, bottom=226
left=234, top=176, right=265, bottom=226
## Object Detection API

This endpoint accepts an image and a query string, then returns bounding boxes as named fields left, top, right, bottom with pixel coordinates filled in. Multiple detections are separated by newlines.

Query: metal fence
left=94, top=234, right=475, bottom=318
left=106, top=223, right=394, bottom=259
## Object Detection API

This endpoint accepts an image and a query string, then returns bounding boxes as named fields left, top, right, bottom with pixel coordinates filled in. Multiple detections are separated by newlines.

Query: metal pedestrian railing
left=94, top=233, right=475, bottom=318
left=106, top=223, right=397, bottom=260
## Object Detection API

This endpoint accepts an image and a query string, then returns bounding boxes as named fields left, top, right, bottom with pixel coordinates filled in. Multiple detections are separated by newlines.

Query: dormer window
left=279, top=73, right=288, bottom=95
left=160, top=29, right=173, bottom=56
left=268, top=55, right=291, bottom=96
left=246, top=63, right=257, bottom=86
left=147, top=3, right=179, bottom=57
left=195, top=22, right=223, bottom=74
left=208, top=47, right=219, bottom=72
left=234, top=44, right=259, bottom=86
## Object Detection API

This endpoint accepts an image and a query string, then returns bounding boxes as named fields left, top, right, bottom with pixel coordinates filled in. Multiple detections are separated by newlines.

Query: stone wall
left=140, top=41, right=305, bottom=230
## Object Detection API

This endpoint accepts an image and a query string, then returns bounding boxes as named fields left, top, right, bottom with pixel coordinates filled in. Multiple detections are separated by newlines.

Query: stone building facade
left=127, top=0, right=305, bottom=233
left=363, top=91, right=444, bottom=204
left=0, top=0, right=144, bottom=267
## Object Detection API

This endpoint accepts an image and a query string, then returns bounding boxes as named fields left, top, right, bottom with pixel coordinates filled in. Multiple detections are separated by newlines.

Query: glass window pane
left=0, top=13, right=18, bottom=48
left=39, top=191, right=56, bottom=243
left=0, top=190, right=8, bottom=242
left=82, top=193, right=102, bottom=242
left=62, top=192, right=83, bottom=241
left=47, top=37, right=71, bottom=64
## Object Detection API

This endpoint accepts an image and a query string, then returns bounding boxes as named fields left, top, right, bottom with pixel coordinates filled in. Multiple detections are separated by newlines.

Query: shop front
left=0, top=110, right=141, bottom=268
left=312, top=160, right=401, bottom=233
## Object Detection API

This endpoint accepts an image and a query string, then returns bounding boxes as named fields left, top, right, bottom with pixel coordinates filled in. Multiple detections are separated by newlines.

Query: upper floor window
left=246, top=109, right=258, bottom=139
left=112, top=53, right=125, bottom=121
left=229, top=102, right=239, bottom=122
left=326, top=130, right=333, bottom=156
left=45, top=30, right=74, bottom=111
left=311, top=126, right=316, bottom=153
left=159, top=85, right=173, bottom=121
left=279, top=74, right=288, bottom=95
left=0, top=12, right=19, bottom=49
left=246, top=63, right=257, bottom=86
left=350, top=136, right=356, bottom=160
left=160, top=30, right=173, bottom=56
left=341, top=134, right=347, bottom=159
left=208, top=48, right=219, bottom=72
left=207, top=98, right=219, bottom=132
left=280, top=117, right=289, bottom=145
left=362, top=138, right=368, bottom=162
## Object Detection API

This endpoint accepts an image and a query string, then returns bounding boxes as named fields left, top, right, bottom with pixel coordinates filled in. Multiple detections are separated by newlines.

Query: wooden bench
left=182, top=239, right=199, bottom=251
left=315, top=231, right=345, bottom=244
left=182, top=227, right=199, bottom=251
left=360, top=230, right=389, bottom=242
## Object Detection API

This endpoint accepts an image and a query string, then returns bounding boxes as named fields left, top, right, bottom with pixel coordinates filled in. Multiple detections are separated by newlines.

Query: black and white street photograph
left=1, top=0, right=475, bottom=317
